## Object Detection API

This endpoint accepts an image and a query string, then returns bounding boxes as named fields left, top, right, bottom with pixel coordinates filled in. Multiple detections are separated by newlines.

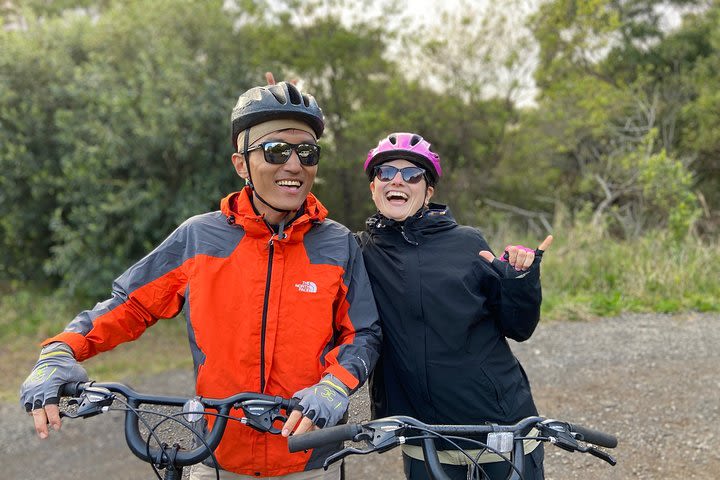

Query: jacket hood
left=220, top=186, right=328, bottom=239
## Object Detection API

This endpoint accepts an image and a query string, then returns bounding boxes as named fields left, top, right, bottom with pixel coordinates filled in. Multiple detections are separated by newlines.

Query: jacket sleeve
left=497, top=265, right=542, bottom=342
left=321, top=233, right=382, bottom=393
left=476, top=232, right=542, bottom=342
left=43, top=225, right=191, bottom=361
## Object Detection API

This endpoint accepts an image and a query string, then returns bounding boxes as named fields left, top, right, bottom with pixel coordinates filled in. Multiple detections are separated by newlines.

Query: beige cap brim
left=236, top=119, right=316, bottom=151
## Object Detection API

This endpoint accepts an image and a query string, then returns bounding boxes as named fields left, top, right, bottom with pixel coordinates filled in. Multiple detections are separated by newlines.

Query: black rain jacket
left=358, top=204, right=542, bottom=434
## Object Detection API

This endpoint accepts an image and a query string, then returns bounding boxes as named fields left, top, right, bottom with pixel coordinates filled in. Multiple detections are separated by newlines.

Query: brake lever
left=538, top=421, right=580, bottom=452
left=587, top=446, right=617, bottom=466
left=318, top=423, right=404, bottom=470
left=60, top=386, right=114, bottom=419
left=321, top=442, right=397, bottom=470
left=540, top=420, right=617, bottom=466
left=367, top=428, right=405, bottom=453
left=238, top=399, right=287, bottom=434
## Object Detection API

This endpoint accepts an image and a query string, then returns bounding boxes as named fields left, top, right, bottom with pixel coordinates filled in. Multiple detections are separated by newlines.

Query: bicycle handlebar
left=288, top=415, right=544, bottom=452
left=288, top=423, right=363, bottom=452
left=58, top=381, right=617, bottom=480
left=566, top=422, right=618, bottom=448
left=60, top=381, right=297, bottom=469
left=288, top=414, right=617, bottom=480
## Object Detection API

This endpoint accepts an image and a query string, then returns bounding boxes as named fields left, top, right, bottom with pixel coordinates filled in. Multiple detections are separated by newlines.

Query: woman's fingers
left=478, top=250, right=495, bottom=263
left=537, top=235, right=554, bottom=252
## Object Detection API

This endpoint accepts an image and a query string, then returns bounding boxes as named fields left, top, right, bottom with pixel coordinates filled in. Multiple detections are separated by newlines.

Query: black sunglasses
left=374, top=165, right=426, bottom=184
left=246, top=141, right=321, bottom=166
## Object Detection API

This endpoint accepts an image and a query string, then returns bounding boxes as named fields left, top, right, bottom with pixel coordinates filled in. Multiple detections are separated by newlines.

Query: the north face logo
left=295, top=281, right=317, bottom=293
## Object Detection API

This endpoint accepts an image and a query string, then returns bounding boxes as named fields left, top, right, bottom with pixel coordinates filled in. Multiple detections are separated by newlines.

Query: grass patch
left=536, top=228, right=720, bottom=320
left=1, top=286, right=191, bottom=402
left=0, top=285, right=79, bottom=341
left=483, top=226, right=720, bottom=321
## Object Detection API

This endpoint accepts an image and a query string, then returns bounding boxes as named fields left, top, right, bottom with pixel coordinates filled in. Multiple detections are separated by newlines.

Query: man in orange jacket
left=20, top=81, right=382, bottom=479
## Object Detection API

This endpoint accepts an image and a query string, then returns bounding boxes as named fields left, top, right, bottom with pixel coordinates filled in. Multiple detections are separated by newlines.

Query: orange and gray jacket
left=44, top=187, right=382, bottom=476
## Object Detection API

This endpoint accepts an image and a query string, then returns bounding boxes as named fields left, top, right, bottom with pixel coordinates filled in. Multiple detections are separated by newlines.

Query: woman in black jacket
left=358, top=132, right=552, bottom=480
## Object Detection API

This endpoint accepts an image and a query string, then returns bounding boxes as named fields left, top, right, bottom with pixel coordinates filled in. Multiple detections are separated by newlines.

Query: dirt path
left=2, top=312, right=718, bottom=479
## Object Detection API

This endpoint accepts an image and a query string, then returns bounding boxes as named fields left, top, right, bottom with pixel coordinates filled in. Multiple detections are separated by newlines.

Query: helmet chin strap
left=243, top=128, right=292, bottom=215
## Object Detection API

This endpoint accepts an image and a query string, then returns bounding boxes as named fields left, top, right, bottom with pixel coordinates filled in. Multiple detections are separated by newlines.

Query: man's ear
left=231, top=153, right=249, bottom=179
left=369, top=181, right=376, bottom=195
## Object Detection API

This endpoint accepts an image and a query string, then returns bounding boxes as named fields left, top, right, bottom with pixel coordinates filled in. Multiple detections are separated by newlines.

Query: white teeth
left=276, top=179, right=301, bottom=187
left=386, top=190, right=408, bottom=200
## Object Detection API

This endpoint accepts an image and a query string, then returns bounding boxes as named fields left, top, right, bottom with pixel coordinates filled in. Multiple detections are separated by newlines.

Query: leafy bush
left=538, top=223, right=720, bottom=320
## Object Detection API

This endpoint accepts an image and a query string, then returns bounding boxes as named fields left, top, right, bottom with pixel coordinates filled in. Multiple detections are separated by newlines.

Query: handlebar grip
left=568, top=423, right=618, bottom=448
left=286, top=397, right=300, bottom=413
left=59, top=382, right=87, bottom=397
left=288, top=424, right=362, bottom=453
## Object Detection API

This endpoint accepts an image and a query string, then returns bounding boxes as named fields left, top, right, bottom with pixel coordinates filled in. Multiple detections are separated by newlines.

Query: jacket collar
left=220, top=186, right=327, bottom=240
left=366, top=203, right=457, bottom=237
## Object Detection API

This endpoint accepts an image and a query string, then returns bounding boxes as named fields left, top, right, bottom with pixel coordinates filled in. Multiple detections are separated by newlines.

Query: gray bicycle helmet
left=231, top=82, right=325, bottom=151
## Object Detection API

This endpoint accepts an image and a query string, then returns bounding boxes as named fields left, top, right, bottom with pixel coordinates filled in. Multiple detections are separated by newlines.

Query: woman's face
left=369, top=159, right=434, bottom=221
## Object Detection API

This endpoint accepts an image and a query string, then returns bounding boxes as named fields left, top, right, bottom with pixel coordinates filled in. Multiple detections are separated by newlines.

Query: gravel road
left=2, top=312, right=718, bottom=479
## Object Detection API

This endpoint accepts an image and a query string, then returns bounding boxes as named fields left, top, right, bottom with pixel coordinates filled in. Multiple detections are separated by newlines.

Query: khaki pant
left=188, top=461, right=342, bottom=480
left=401, top=427, right=542, bottom=465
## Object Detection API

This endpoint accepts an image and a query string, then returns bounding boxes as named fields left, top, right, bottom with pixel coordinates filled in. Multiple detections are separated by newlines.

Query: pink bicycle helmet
left=364, top=133, right=442, bottom=185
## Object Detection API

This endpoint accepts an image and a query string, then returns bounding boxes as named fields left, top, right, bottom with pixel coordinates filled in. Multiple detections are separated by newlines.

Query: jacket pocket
left=427, top=359, right=509, bottom=422
left=477, top=365, right=511, bottom=418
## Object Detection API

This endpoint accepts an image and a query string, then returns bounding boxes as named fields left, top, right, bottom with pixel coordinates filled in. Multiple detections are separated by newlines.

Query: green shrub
left=537, top=225, right=720, bottom=320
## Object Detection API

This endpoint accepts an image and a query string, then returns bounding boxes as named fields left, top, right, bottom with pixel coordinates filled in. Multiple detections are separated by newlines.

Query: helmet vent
left=287, top=84, right=303, bottom=105
left=363, top=132, right=442, bottom=185
left=270, top=88, right=287, bottom=105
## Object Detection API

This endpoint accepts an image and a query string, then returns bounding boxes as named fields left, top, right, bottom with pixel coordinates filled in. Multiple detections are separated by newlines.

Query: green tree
left=524, top=0, right=711, bottom=237
left=239, top=1, right=405, bottom=229
left=0, top=0, right=264, bottom=297
left=46, top=0, right=258, bottom=297
left=0, top=12, right=85, bottom=281
left=239, top=0, right=528, bottom=230
left=676, top=5, right=720, bottom=232
left=396, top=0, right=540, bottom=227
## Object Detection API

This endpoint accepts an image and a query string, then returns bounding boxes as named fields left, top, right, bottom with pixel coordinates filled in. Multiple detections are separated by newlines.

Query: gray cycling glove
left=20, top=342, right=88, bottom=412
left=292, top=375, right=350, bottom=429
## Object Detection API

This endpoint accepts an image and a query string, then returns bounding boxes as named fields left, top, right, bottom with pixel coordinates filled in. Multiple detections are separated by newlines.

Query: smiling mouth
left=385, top=190, right=408, bottom=203
left=276, top=179, right=303, bottom=189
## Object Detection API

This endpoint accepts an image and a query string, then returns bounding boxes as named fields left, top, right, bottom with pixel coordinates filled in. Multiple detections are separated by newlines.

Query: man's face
left=232, top=129, right=318, bottom=217
left=369, top=159, right=433, bottom=221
